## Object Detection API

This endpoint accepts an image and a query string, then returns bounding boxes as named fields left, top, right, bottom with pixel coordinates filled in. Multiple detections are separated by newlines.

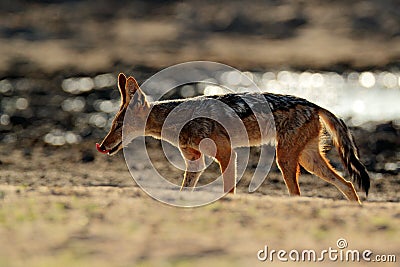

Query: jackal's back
left=147, top=92, right=320, bottom=148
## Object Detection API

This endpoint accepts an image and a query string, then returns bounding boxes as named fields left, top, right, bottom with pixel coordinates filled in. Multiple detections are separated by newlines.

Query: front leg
left=216, top=149, right=237, bottom=194
left=180, top=147, right=205, bottom=190
left=214, top=136, right=237, bottom=194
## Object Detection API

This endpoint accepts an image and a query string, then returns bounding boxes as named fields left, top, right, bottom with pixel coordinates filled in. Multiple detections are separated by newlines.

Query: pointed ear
left=127, top=76, right=147, bottom=106
left=126, top=76, right=140, bottom=96
left=118, top=73, right=127, bottom=104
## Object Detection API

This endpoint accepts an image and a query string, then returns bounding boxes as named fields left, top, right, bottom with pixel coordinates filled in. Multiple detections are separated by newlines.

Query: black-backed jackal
left=97, top=73, right=370, bottom=203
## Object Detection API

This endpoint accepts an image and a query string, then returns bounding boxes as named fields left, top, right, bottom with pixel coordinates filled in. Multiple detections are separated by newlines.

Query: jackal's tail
left=318, top=109, right=370, bottom=195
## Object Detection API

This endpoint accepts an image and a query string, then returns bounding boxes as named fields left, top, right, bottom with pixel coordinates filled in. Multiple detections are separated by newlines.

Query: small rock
left=81, top=151, right=95, bottom=163
left=23, top=148, right=31, bottom=157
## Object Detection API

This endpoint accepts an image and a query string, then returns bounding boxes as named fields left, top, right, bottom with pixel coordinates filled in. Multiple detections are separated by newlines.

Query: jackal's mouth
left=96, top=142, right=122, bottom=156
left=107, top=142, right=122, bottom=155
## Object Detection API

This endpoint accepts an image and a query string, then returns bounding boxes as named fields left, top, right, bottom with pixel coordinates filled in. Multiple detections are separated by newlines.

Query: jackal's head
left=96, top=73, right=149, bottom=155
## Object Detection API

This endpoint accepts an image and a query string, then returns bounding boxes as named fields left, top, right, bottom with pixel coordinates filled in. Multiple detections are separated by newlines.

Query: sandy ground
left=0, top=144, right=399, bottom=267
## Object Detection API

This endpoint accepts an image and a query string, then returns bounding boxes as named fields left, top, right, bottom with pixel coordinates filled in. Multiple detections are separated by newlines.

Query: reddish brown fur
left=98, top=73, right=369, bottom=204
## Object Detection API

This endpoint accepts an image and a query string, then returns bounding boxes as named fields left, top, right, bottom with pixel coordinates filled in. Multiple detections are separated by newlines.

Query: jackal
left=97, top=73, right=370, bottom=203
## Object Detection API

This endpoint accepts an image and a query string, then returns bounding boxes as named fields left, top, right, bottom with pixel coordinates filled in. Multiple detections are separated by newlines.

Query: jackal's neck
left=144, top=101, right=180, bottom=139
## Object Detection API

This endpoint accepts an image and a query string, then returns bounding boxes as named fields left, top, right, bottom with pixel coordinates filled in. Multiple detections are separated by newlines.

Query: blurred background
left=0, top=0, right=399, bottom=173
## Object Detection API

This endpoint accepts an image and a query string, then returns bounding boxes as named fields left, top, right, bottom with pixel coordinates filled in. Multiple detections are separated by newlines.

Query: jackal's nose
left=96, top=143, right=109, bottom=154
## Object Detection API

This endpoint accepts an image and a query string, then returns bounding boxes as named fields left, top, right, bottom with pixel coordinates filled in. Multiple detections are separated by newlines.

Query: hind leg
left=276, top=145, right=301, bottom=196
left=299, top=139, right=361, bottom=203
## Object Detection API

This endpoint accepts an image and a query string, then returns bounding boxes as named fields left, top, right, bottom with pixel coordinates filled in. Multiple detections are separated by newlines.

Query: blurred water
left=161, top=69, right=400, bottom=127
left=0, top=70, right=399, bottom=147
left=253, top=70, right=400, bottom=127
